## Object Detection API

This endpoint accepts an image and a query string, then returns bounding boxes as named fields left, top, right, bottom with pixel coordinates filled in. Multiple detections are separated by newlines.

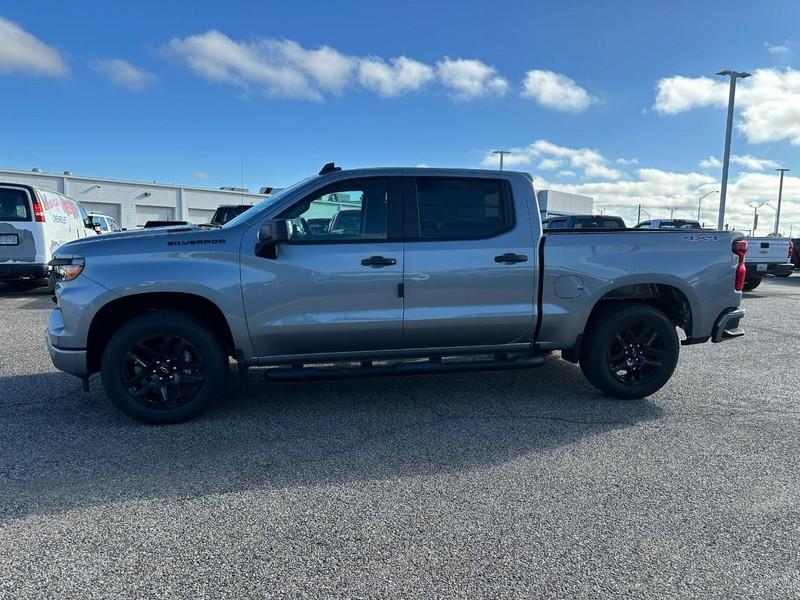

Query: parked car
left=634, top=219, right=703, bottom=230
left=790, top=238, right=800, bottom=269
left=542, top=215, right=626, bottom=229
left=88, top=213, right=122, bottom=234
left=741, top=236, right=794, bottom=290
left=210, top=205, right=252, bottom=226
left=0, top=183, right=96, bottom=288
left=46, top=165, right=746, bottom=424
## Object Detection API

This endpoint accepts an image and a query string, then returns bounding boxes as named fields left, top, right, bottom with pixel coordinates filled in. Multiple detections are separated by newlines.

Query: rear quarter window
left=0, top=187, right=31, bottom=221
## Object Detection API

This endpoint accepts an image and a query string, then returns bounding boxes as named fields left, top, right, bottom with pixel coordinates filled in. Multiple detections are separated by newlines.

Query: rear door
left=402, top=175, right=537, bottom=348
left=0, top=185, right=40, bottom=265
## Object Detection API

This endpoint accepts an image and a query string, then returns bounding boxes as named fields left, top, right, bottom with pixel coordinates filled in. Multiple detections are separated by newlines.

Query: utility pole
left=717, top=70, right=751, bottom=230
left=774, top=168, right=790, bottom=235
left=493, top=150, right=511, bottom=171
left=637, top=204, right=641, bottom=224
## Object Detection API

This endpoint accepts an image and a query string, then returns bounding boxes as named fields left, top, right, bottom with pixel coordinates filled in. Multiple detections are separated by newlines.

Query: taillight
left=733, top=239, right=748, bottom=291
left=31, top=195, right=46, bottom=222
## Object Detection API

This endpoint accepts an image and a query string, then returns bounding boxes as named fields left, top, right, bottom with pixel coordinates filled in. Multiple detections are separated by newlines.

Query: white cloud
left=480, top=139, right=624, bottom=180
left=92, top=59, right=154, bottom=91
left=164, top=31, right=312, bottom=98
left=358, top=56, right=434, bottom=96
left=166, top=32, right=512, bottom=102
left=436, top=57, right=508, bottom=100
left=192, top=171, right=211, bottom=180
left=557, top=170, right=576, bottom=177
left=653, top=68, right=800, bottom=145
left=616, top=157, right=639, bottom=165
left=765, top=41, right=791, bottom=55
left=537, top=158, right=562, bottom=170
left=731, top=154, right=780, bottom=170
left=0, top=16, right=68, bottom=77
left=699, top=155, right=721, bottom=168
left=520, top=69, right=595, bottom=112
left=699, top=154, right=781, bottom=171
left=653, top=75, right=727, bottom=114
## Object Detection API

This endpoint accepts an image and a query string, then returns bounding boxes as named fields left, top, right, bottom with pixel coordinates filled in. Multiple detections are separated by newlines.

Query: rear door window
left=0, top=187, right=32, bottom=221
left=411, top=177, right=512, bottom=240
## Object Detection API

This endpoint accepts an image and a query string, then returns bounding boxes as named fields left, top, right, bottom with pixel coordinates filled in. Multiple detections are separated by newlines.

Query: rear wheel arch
left=561, top=283, right=692, bottom=363
left=86, top=292, right=235, bottom=374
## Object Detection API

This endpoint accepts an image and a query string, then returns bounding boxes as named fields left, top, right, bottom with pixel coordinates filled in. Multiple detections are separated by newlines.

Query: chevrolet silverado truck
left=46, top=165, right=748, bottom=424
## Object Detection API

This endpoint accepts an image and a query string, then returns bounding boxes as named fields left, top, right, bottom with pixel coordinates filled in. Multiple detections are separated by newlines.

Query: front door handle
left=361, top=256, right=397, bottom=268
left=494, top=253, right=528, bottom=264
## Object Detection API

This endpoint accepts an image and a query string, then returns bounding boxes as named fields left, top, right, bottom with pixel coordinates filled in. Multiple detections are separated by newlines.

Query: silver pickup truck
left=46, top=165, right=747, bottom=423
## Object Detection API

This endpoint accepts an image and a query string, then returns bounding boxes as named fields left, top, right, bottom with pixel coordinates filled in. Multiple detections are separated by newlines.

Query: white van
left=0, top=183, right=96, bottom=287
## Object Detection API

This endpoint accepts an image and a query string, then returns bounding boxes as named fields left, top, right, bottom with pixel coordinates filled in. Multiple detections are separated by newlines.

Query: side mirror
left=83, top=217, right=95, bottom=229
left=256, top=219, right=292, bottom=258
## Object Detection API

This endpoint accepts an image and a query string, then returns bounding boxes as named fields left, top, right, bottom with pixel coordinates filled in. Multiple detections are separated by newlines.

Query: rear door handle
left=494, top=253, right=528, bottom=264
left=361, top=255, right=397, bottom=267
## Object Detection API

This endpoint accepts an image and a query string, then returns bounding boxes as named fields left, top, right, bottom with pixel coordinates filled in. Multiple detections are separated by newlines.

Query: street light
left=751, top=202, right=767, bottom=236
left=697, top=189, right=719, bottom=221
left=774, top=168, right=790, bottom=235
left=665, top=206, right=679, bottom=219
left=717, top=70, right=751, bottom=231
left=493, top=150, right=511, bottom=171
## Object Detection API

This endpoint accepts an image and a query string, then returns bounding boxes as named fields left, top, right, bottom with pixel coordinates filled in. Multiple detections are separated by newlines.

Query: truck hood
left=54, top=225, right=222, bottom=256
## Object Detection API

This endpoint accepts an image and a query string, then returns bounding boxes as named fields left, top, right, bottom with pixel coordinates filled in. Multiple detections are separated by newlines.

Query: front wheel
left=100, top=312, right=227, bottom=424
left=580, top=304, right=679, bottom=400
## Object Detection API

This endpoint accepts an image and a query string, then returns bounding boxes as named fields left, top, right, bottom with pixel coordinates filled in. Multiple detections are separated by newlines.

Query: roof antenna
left=319, top=162, right=341, bottom=175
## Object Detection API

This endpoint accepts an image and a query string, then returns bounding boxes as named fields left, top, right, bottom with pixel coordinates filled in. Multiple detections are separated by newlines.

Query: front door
left=241, top=177, right=404, bottom=358
left=402, top=176, right=537, bottom=349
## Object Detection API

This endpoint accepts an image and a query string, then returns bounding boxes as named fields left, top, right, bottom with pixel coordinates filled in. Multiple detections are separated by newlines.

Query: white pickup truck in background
left=743, top=237, right=793, bottom=290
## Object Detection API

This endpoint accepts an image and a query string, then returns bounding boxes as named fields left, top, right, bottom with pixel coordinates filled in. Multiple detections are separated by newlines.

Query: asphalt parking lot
left=1, top=279, right=798, bottom=599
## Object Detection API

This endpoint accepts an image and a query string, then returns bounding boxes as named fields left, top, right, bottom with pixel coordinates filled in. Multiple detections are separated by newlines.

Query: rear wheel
left=100, top=312, right=227, bottom=424
left=743, top=278, right=761, bottom=291
left=580, top=304, right=679, bottom=400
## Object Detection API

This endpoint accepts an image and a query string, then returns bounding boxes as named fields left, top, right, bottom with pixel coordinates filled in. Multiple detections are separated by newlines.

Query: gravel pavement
left=0, top=278, right=798, bottom=598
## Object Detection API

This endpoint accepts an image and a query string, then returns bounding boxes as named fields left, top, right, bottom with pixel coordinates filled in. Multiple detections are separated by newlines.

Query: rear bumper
left=745, top=262, right=794, bottom=278
left=711, top=307, right=745, bottom=343
left=0, top=262, right=48, bottom=281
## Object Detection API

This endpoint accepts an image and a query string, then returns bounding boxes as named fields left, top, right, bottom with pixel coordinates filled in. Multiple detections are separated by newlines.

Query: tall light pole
left=751, top=202, right=767, bottom=236
left=774, top=168, right=790, bottom=235
left=493, top=150, right=511, bottom=171
left=717, top=70, right=751, bottom=231
left=697, top=189, right=719, bottom=221
left=666, top=206, right=678, bottom=219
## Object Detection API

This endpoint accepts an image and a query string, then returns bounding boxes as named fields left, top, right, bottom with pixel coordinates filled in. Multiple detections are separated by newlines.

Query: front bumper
left=711, top=307, right=745, bottom=343
left=0, top=262, right=48, bottom=281
left=46, top=308, right=88, bottom=377
left=745, top=262, right=794, bottom=278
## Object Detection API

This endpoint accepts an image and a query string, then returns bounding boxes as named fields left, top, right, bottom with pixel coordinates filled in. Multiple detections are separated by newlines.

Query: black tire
left=580, top=304, right=679, bottom=400
left=100, top=311, right=227, bottom=424
left=743, top=278, right=761, bottom=291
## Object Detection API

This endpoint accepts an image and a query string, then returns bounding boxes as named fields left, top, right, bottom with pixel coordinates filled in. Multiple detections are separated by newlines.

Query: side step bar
left=263, top=354, right=547, bottom=382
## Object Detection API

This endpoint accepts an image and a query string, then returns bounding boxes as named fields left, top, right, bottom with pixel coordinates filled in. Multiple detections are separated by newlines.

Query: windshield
left=222, top=177, right=314, bottom=229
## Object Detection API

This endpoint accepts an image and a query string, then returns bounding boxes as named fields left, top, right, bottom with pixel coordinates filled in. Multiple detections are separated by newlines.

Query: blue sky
left=2, top=0, right=800, bottom=232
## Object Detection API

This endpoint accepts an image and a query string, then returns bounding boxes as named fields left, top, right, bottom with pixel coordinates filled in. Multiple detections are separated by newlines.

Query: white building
left=0, top=167, right=270, bottom=230
left=536, top=189, right=593, bottom=219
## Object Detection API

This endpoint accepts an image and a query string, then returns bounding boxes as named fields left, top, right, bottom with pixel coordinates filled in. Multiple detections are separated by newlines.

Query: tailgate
left=749, top=238, right=790, bottom=263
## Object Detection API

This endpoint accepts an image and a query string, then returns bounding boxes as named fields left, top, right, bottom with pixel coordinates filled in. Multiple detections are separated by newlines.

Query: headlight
left=49, top=256, right=85, bottom=281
